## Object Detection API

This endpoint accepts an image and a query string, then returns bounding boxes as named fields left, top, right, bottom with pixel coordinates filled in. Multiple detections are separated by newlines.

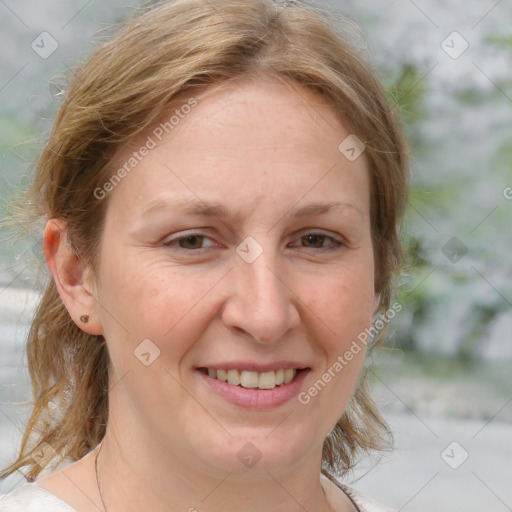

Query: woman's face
left=90, top=77, right=377, bottom=475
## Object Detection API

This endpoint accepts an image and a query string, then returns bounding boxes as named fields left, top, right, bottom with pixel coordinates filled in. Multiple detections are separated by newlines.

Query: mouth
left=197, top=367, right=307, bottom=390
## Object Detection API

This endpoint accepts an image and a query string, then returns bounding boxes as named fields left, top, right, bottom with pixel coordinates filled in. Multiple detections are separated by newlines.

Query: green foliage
left=386, top=63, right=428, bottom=124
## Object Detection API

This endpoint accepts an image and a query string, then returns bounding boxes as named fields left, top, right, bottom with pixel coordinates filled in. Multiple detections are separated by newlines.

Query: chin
left=187, top=426, right=320, bottom=476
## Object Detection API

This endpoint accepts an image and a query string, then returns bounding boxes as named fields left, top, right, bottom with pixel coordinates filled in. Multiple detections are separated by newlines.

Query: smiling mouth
left=198, top=368, right=306, bottom=390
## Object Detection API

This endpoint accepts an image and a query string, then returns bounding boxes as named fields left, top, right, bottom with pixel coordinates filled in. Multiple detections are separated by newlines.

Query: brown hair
left=2, top=0, right=409, bottom=482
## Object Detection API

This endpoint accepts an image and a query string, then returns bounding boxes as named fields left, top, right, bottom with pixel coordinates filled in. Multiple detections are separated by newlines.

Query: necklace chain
left=95, top=442, right=108, bottom=512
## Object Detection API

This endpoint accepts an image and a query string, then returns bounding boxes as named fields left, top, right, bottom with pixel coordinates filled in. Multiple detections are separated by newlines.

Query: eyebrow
left=141, top=199, right=363, bottom=221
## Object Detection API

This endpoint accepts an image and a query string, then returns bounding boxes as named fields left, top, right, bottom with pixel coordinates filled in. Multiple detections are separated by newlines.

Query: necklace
left=95, top=442, right=108, bottom=512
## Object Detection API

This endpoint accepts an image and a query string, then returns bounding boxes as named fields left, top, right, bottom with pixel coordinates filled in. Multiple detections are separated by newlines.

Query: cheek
left=97, top=259, right=223, bottom=414
left=303, top=266, right=375, bottom=345
left=97, top=254, right=222, bottom=362
left=298, top=271, right=372, bottom=420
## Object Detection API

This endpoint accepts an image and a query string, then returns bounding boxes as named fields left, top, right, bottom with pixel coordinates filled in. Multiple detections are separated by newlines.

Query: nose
left=221, top=244, right=300, bottom=344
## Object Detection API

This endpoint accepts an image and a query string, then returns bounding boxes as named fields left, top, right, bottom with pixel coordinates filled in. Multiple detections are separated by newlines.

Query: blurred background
left=1, top=0, right=511, bottom=510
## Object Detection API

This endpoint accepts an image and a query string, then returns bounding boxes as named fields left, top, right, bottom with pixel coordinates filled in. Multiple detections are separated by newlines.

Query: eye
left=294, top=232, right=343, bottom=250
left=163, top=230, right=343, bottom=252
left=163, top=232, right=217, bottom=250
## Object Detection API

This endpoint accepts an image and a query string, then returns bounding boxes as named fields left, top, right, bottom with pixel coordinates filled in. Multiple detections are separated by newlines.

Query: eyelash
left=162, top=231, right=344, bottom=252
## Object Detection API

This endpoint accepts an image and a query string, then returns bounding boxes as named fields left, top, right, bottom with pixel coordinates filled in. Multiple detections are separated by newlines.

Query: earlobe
left=43, top=219, right=103, bottom=336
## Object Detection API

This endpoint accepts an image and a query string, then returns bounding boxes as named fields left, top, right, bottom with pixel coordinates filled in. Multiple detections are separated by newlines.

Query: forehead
left=103, top=77, right=370, bottom=223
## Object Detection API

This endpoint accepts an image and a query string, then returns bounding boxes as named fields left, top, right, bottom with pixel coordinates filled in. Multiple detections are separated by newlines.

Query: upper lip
left=197, top=361, right=310, bottom=372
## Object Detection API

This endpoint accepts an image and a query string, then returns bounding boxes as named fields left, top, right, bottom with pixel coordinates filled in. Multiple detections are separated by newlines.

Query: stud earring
left=80, top=314, right=90, bottom=323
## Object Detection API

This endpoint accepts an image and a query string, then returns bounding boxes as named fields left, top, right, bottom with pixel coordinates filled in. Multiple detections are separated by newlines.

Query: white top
left=0, top=484, right=76, bottom=511
left=0, top=481, right=395, bottom=512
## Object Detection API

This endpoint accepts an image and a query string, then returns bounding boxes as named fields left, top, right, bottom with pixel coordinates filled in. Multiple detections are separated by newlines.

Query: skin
left=40, top=76, right=379, bottom=512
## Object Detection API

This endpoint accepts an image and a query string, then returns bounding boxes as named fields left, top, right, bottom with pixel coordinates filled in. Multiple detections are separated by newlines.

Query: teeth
left=258, top=371, right=276, bottom=389
left=227, top=369, right=240, bottom=386
left=206, top=368, right=298, bottom=390
left=283, top=368, right=295, bottom=384
left=240, top=370, right=259, bottom=388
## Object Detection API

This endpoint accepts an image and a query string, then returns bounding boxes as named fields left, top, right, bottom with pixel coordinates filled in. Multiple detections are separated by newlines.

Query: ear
left=372, top=293, right=381, bottom=315
left=43, top=218, right=103, bottom=336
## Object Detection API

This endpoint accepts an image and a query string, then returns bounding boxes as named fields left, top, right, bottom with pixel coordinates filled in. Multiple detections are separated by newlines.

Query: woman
left=0, top=0, right=409, bottom=510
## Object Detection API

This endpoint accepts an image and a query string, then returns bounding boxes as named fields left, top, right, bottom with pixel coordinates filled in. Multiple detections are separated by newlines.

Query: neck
left=95, top=426, right=338, bottom=512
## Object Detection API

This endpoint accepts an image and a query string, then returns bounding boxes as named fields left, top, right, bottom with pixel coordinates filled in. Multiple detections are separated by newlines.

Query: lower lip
left=197, top=369, right=310, bottom=409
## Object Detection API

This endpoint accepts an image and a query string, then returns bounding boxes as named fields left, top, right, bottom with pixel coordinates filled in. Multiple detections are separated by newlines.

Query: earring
left=80, top=314, right=90, bottom=324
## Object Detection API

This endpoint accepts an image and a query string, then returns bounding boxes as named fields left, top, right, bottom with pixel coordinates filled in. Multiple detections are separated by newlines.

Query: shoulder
left=321, top=473, right=395, bottom=512
left=339, top=483, right=396, bottom=512
left=0, top=483, right=77, bottom=512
